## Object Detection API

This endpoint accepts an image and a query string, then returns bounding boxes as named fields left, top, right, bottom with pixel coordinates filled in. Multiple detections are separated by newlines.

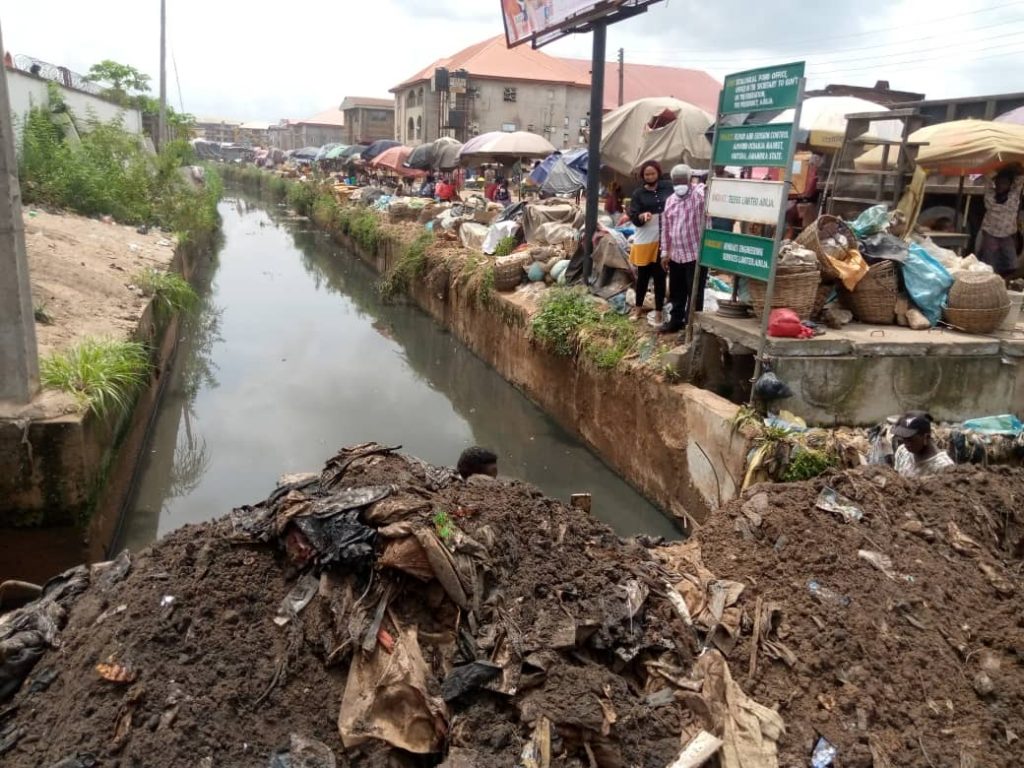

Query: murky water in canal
left=118, top=196, right=679, bottom=550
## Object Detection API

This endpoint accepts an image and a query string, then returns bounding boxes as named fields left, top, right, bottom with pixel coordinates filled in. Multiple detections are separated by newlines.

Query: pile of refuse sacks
left=0, top=443, right=784, bottom=768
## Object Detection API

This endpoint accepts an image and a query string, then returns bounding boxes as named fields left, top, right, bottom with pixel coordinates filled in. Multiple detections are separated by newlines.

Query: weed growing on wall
left=530, top=287, right=601, bottom=357
left=133, top=268, right=199, bottom=315
left=379, top=233, right=433, bottom=301
left=40, top=338, right=151, bottom=417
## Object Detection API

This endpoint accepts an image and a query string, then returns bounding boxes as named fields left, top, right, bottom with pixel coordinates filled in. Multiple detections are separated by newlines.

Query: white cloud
left=2, top=0, right=1021, bottom=121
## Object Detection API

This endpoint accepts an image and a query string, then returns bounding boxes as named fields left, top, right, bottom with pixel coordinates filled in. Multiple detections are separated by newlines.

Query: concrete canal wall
left=334, top=226, right=752, bottom=526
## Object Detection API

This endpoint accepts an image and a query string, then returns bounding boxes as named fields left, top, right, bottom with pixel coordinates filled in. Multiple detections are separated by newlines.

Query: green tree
left=85, top=59, right=151, bottom=105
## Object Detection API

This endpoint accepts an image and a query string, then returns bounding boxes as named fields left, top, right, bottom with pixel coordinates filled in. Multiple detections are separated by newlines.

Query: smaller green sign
left=700, top=229, right=775, bottom=281
left=722, top=62, right=805, bottom=115
left=714, top=123, right=793, bottom=168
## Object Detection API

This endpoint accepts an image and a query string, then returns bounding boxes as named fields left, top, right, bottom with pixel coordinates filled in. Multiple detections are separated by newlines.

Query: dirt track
left=1, top=447, right=1021, bottom=767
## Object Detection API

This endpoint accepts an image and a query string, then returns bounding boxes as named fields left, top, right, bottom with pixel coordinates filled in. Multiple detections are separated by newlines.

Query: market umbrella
left=369, top=145, right=424, bottom=176
left=360, top=139, right=400, bottom=163
left=769, top=96, right=902, bottom=150
left=995, top=106, right=1024, bottom=125
left=340, top=144, right=368, bottom=160
left=291, top=146, right=321, bottom=161
left=406, top=137, right=463, bottom=170
left=458, top=131, right=555, bottom=161
left=855, top=119, right=1024, bottom=175
left=325, top=144, right=351, bottom=160
left=316, top=143, right=343, bottom=161
left=600, top=97, right=712, bottom=177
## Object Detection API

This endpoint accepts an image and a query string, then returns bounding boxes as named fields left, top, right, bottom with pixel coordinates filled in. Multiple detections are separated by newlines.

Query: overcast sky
left=2, top=1, right=1021, bottom=121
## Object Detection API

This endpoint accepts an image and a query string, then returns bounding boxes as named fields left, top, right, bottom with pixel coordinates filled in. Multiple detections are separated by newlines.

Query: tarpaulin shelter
left=457, top=131, right=555, bottom=162
left=370, top=145, right=425, bottom=177
left=600, top=97, right=712, bottom=177
left=406, top=137, right=463, bottom=171
left=995, top=106, right=1024, bottom=126
left=855, top=119, right=1024, bottom=175
left=361, top=139, right=401, bottom=163
left=291, top=146, right=321, bottom=162
left=769, top=96, right=901, bottom=151
left=530, top=150, right=588, bottom=196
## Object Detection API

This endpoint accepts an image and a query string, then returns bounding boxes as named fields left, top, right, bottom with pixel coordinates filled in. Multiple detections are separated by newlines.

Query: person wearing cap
left=659, top=163, right=707, bottom=334
left=892, top=412, right=954, bottom=477
left=627, top=160, right=673, bottom=322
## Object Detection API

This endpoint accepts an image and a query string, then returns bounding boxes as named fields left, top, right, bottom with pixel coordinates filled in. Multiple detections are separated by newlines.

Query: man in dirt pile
left=457, top=446, right=498, bottom=480
left=892, top=412, right=954, bottom=477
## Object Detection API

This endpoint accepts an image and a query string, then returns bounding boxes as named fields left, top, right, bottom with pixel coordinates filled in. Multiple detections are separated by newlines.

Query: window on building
left=407, top=117, right=414, bottom=141
left=501, top=122, right=517, bottom=132
left=416, top=116, right=422, bottom=140
left=418, top=87, right=424, bottom=106
left=406, top=91, right=415, bottom=107
left=503, top=87, right=517, bottom=103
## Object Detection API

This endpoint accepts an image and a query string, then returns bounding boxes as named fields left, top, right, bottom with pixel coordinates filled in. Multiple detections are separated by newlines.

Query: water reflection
left=118, top=196, right=679, bottom=551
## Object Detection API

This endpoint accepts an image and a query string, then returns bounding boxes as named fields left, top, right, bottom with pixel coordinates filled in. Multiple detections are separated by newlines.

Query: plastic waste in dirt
left=807, top=580, right=851, bottom=608
left=814, top=487, right=864, bottom=523
left=811, top=735, right=837, bottom=767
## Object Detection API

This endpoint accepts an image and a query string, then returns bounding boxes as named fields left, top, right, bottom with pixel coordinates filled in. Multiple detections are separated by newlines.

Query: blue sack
left=901, top=243, right=953, bottom=326
left=961, top=414, right=1024, bottom=436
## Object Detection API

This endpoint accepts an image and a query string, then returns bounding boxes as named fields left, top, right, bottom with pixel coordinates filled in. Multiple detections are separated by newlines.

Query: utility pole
left=158, top=0, right=167, bottom=150
left=581, top=22, right=606, bottom=282
left=0, top=21, right=40, bottom=404
left=617, top=47, right=624, bottom=107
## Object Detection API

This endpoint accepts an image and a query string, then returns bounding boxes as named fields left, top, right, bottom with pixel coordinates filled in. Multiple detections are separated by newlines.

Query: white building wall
left=7, top=70, right=143, bottom=144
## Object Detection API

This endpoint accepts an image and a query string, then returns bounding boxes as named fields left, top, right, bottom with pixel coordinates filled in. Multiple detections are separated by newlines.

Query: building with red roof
left=390, top=35, right=719, bottom=148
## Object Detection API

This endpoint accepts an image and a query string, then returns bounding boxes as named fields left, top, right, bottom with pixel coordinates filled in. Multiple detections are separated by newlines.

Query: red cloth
left=435, top=181, right=454, bottom=202
left=767, top=308, right=813, bottom=338
left=484, top=182, right=498, bottom=201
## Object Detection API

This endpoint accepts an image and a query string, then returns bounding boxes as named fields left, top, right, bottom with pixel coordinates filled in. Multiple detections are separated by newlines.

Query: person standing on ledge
left=892, top=412, right=954, bottom=477
left=659, top=163, right=707, bottom=334
left=980, top=164, right=1024, bottom=281
left=627, top=160, right=672, bottom=322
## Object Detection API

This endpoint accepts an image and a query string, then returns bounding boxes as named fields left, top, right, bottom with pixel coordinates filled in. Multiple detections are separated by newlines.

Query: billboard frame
left=502, top=0, right=664, bottom=50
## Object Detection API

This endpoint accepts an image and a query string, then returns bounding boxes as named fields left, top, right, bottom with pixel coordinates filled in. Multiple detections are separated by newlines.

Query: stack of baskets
left=943, top=272, right=1010, bottom=333
left=795, top=215, right=857, bottom=281
left=494, top=253, right=532, bottom=292
left=748, top=264, right=821, bottom=320
left=844, top=260, right=899, bottom=324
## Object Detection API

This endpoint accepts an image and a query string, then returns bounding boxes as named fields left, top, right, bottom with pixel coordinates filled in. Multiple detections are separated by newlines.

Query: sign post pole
left=748, top=77, right=805, bottom=404
left=581, top=19, right=606, bottom=282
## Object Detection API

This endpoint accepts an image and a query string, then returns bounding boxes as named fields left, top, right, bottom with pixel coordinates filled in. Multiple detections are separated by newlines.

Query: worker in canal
left=980, top=163, right=1024, bottom=280
left=627, top=160, right=672, bottom=322
left=659, top=163, right=707, bottom=334
left=892, top=412, right=954, bottom=477
left=457, top=446, right=498, bottom=480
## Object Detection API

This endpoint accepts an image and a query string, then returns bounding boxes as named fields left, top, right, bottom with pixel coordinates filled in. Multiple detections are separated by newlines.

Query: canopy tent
left=995, top=106, right=1024, bottom=125
left=360, top=139, right=401, bottom=163
left=406, top=137, right=463, bottom=171
left=530, top=148, right=589, bottom=195
left=769, top=96, right=902, bottom=150
left=855, top=119, right=1024, bottom=175
left=322, top=144, right=351, bottom=160
left=458, top=130, right=556, bottom=162
left=369, top=145, right=424, bottom=177
left=600, top=97, right=712, bottom=177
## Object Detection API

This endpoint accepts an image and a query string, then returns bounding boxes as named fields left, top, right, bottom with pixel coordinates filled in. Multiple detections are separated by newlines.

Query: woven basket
left=844, top=260, right=899, bottom=324
left=947, top=272, right=1009, bottom=310
left=813, top=281, right=835, bottom=318
left=494, top=253, right=530, bottom=291
left=795, top=215, right=857, bottom=281
left=748, top=265, right=821, bottom=320
left=942, top=304, right=1011, bottom=334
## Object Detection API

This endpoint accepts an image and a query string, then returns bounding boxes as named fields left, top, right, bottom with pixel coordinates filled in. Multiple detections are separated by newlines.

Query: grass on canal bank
left=40, top=338, right=151, bottom=417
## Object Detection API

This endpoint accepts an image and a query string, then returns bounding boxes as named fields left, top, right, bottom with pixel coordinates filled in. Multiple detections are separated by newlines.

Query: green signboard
left=699, top=229, right=774, bottom=282
left=713, top=123, right=793, bottom=168
left=721, top=62, right=804, bottom=115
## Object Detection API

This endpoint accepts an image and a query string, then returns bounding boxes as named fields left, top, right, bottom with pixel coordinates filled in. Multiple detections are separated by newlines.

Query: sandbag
left=902, top=242, right=954, bottom=326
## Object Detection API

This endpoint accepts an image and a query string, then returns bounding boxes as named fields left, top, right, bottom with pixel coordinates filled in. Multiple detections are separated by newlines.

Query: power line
left=805, top=39, right=1024, bottom=77
left=639, top=0, right=1023, bottom=56
left=635, top=18, right=1024, bottom=66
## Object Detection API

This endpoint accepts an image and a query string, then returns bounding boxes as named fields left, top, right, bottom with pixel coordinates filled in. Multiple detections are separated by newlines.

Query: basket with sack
left=748, top=264, right=821, bottom=320
left=493, top=253, right=531, bottom=292
left=796, top=215, right=864, bottom=284
left=843, top=260, right=899, bottom=324
left=942, top=272, right=1010, bottom=334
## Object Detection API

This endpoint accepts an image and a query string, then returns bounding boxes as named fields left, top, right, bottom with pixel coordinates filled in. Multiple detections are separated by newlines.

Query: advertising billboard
left=502, top=0, right=662, bottom=48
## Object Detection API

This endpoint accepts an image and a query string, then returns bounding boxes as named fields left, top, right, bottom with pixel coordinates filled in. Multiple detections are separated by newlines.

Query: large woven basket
left=943, top=304, right=1011, bottom=334
left=844, top=260, right=899, bottom=324
left=947, top=272, right=1009, bottom=310
left=494, top=253, right=530, bottom=291
left=795, top=215, right=857, bottom=281
left=748, top=265, right=821, bottom=320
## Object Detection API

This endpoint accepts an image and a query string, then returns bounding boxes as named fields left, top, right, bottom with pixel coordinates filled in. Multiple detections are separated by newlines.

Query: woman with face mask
left=627, top=160, right=673, bottom=322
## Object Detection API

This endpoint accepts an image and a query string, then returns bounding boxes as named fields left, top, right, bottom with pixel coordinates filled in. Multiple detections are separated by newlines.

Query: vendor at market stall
left=980, top=164, right=1024, bottom=279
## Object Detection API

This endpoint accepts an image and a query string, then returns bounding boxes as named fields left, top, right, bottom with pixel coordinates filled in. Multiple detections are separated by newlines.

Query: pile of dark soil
left=3, top=447, right=1022, bottom=768
left=697, top=466, right=1024, bottom=767
left=0, top=445, right=713, bottom=768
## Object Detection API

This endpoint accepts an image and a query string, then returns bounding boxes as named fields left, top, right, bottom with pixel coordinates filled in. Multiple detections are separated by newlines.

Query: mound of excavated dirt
left=697, top=466, right=1024, bottom=768
left=2, top=448, right=1022, bottom=768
